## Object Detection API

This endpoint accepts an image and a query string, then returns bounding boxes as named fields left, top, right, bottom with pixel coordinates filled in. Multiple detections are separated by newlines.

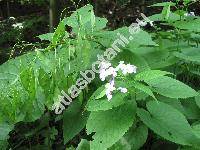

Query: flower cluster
left=99, top=61, right=137, bottom=101
left=12, top=23, right=23, bottom=29
left=184, top=12, right=195, bottom=17
left=139, top=20, right=154, bottom=27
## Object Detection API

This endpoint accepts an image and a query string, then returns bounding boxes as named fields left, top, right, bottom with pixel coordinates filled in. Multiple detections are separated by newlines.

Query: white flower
left=99, top=61, right=111, bottom=70
left=106, top=67, right=117, bottom=77
left=106, top=92, right=112, bottom=100
left=99, top=68, right=107, bottom=81
left=184, top=12, right=195, bottom=17
left=105, top=79, right=116, bottom=101
left=115, top=61, right=125, bottom=71
left=108, top=10, right=113, bottom=15
left=99, top=61, right=117, bottom=81
left=118, top=87, right=128, bottom=93
left=12, top=23, right=23, bottom=29
left=99, top=61, right=137, bottom=101
left=149, top=21, right=154, bottom=27
left=139, top=20, right=148, bottom=27
left=116, top=61, right=137, bottom=75
left=105, top=79, right=116, bottom=92
left=126, top=64, right=137, bottom=74
left=139, top=20, right=153, bottom=27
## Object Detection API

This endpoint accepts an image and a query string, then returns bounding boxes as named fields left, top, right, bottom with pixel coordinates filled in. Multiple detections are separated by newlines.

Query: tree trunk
left=6, top=0, right=10, bottom=17
left=49, top=0, right=59, bottom=32
left=94, top=0, right=99, bottom=16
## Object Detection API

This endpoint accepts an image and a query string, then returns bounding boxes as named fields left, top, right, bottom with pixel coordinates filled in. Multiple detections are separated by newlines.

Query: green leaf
left=108, top=137, right=131, bottom=150
left=63, top=4, right=94, bottom=28
left=0, top=140, right=8, bottom=150
left=115, top=27, right=157, bottom=46
left=86, top=101, right=136, bottom=150
left=52, top=20, right=66, bottom=45
left=109, top=123, right=148, bottom=150
left=125, top=124, right=148, bottom=150
left=181, top=98, right=200, bottom=120
left=75, top=39, right=92, bottom=70
left=0, top=52, right=48, bottom=123
left=142, top=50, right=178, bottom=69
left=161, top=4, right=171, bottom=20
left=77, top=139, right=90, bottom=150
left=173, top=19, right=200, bottom=32
left=179, top=146, right=200, bottom=150
left=92, top=17, right=108, bottom=31
left=137, top=101, right=200, bottom=146
left=133, top=82, right=156, bottom=100
left=192, top=123, right=200, bottom=138
left=173, top=47, right=200, bottom=64
left=149, top=13, right=180, bottom=22
left=195, top=92, right=200, bottom=109
left=150, top=2, right=176, bottom=7
left=95, top=88, right=106, bottom=100
left=63, top=4, right=107, bottom=35
left=63, top=100, right=88, bottom=144
left=135, top=70, right=172, bottom=82
left=0, top=123, right=13, bottom=141
left=145, top=76, right=198, bottom=99
left=86, top=89, right=127, bottom=111
left=94, top=27, right=157, bottom=48
left=157, top=96, right=185, bottom=114
left=38, top=33, right=54, bottom=41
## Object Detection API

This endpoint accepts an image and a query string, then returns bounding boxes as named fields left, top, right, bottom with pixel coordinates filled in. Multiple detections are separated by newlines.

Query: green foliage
left=86, top=101, right=136, bottom=150
left=137, top=101, right=200, bottom=147
left=145, top=76, right=198, bottom=99
left=109, top=123, right=148, bottom=150
left=132, top=82, right=156, bottom=100
left=63, top=101, right=88, bottom=144
left=134, top=70, right=173, bottom=82
left=86, top=86, right=127, bottom=111
left=77, top=139, right=90, bottom=150
left=174, top=47, right=200, bottom=64
left=0, top=124, right=13, bottom=141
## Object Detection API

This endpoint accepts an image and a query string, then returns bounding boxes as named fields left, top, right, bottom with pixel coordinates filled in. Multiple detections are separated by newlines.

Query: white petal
left=107, top=93, right=112, bottom=101
left=150, top=21, right=154, bottom=27
left=99, top=61, right=111, bottom=70
left=106, top=67, right=117, bottom=77
left=118, top=87, right=128, bottom=93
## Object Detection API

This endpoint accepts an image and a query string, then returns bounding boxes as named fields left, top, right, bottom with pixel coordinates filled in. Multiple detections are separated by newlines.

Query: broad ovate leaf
left=145, top=76, right=198, bottom=99
left=109, top=123, right=148, bottom=150
left=135, top=70, right=173, bottom=82
left=86, top=101, right=136, bottom=150
left=137, top=101, right=200, bottom=146
left=63, top=101, right=88, bottom=144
